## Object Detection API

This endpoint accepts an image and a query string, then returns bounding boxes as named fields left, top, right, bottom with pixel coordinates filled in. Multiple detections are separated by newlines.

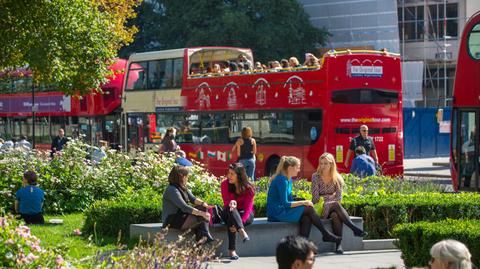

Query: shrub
left=83, top=188, right=163, bottom=238
left=94, top=231, right=216, bottom=268
left=0, top=214, right=66, bottom=268
left=393, top=219, right=480, bottom=267
left=343, top=192, right=480, bottom=238
left=0, top=138, right=219, bottom=214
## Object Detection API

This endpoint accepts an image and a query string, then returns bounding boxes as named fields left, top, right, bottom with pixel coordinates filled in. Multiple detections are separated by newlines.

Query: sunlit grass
left=29, top=213, right=119, bottom=261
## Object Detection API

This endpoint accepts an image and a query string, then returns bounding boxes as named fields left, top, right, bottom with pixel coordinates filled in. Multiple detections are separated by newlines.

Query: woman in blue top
left=267, top=156, right=340, bottom=243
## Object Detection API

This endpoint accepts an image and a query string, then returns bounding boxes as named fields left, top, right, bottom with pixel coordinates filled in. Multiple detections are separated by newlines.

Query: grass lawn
left=29, top=213, right=119, bottom=261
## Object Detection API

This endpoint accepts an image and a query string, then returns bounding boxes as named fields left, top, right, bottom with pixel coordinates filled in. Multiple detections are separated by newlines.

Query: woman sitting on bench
left=221, top=162, right=255, bottom=260
left=162, top=165, right=214, bottom=243
left=267, top=156, right=340, bottom=244
left=311, top=153, right=367, bottom=254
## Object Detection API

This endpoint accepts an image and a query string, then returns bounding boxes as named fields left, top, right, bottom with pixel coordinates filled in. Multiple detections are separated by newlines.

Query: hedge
left=342, top=192, right=480, bottom=239
left=393, top=219, right=480, bottom=267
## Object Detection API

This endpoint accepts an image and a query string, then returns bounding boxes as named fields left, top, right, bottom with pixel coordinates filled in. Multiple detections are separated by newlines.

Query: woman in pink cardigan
left=221, top=162, right=255, bottom=260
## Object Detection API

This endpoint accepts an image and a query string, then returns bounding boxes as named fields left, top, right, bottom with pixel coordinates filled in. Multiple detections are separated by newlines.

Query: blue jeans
left=239, top=158, right=255, bottom=181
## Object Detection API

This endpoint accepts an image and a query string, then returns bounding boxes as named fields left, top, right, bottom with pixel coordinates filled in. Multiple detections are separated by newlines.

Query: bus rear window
left=331, top=89, right=399, bottom=104
left=382, top=127, right=397, bottom=133
left=335, top=128, right=350, bottom=134
left=352, top=128, right=380, bottom=134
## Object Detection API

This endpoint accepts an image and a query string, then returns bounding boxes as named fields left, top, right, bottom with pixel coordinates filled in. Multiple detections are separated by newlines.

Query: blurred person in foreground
left=276, top=235, right=317, bottom=269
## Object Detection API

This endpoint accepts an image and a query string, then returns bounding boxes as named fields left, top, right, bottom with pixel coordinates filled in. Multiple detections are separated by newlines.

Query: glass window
left=459, top=111, right=477, bottom=188
left=258, top=112, right=294, bottom=144
left=382, top=127, right=397, bottom=133
left=200, top=113, right=230, bottom=144
left=126, top=62, right=147, bottom=90
left=468, top=24, right=480, bottom=60
left=331, top=89, right=399, bottom=104
left=126, top=59, right=183, bottom=90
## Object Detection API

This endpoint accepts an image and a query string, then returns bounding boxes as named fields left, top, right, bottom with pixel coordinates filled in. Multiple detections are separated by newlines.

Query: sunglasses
left=361, top=130, right=368, bottom=132
left=229, top=163, right=244, bottom=170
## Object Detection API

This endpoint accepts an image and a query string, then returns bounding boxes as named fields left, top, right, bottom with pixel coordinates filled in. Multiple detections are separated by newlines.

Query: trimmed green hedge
left=342, top=192, right=480, bottom=239
left=393, top=219, right=480, bottom=267
left=82, top=189, right=163, bottom=238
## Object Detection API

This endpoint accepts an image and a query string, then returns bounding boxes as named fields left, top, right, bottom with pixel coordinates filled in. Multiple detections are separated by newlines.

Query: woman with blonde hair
left=429, top=239, right=473, bottom=269
left=311, top=152, right=367, bottom=254
left=267, top=156, right=340, bottom=244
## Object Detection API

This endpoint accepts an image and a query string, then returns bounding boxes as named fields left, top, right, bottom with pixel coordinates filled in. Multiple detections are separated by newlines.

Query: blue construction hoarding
left=403, top=107, right=451, bottom=158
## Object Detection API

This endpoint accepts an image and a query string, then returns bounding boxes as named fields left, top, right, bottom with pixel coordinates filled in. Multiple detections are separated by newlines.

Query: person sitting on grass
left=15, top=171, right=45, bottom=224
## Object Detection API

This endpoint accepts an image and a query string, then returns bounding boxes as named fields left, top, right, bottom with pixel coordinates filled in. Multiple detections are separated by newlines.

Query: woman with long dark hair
left=267, top=156, right=340, bottom=244
left=221, top=162, right=255, bottom=260
left=312, top=153, right=367, bottom=254
left=159, top=127, right=178, bottom=154
left=162, top=165, right=214, bottom=243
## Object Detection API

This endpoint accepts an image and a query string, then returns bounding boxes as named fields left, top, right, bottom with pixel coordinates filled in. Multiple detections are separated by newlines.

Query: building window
left=398, top=3, right=458, bottom=42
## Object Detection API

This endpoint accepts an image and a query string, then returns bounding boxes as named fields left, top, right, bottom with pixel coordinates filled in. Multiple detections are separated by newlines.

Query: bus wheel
left=265, top=156, right=280, bottom=176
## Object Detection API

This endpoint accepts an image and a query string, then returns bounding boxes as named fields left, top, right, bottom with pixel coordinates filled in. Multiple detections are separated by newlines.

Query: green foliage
left=0, top=214, right=65, bottom=268
left=83, top=189, right=163, bottom=238
left=343, top=192, right=480, bottom=239
left=121, top=0, right=329, bottom=62
left=0, top=138, right=219, bottom=214
left=393, top=219, right=480, bottom=267
left=94, top=231, right=216, bottom=268
left=342, top=173, right=445, bottom=195
left=0, top=0, right=140, bottom=95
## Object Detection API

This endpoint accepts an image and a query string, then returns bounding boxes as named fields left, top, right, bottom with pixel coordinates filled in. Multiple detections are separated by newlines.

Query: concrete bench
left=130, top=217, right=364, bottom=257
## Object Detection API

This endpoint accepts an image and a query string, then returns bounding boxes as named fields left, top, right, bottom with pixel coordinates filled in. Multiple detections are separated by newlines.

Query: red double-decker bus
left=0, top=59, right=127, bottom=149
left=121, top=47, right=403, bottom=178
left=450, top=11, right=480, bottom=191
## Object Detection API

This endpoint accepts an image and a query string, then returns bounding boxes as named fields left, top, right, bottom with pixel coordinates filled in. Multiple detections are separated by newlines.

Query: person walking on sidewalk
left=231, top=127, right=257, bottom=181
left=221, top=162, right=255, bottom=260
left=267, top=156, right=340, bottom=244
left=344, top=125, right=378, bottom=168
left=312, top=152, right=367, bottom=254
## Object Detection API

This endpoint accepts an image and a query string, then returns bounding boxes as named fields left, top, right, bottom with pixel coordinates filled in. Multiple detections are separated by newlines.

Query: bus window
left=468, top=23, right=480, bottom=59
left=382, top=127, right=397, bottom=133
left=459, top=111, right=477, bottom=189
left=331, top=89, right=399, bottom=104
left=336, top=128, right=350, bottom=134
left=126, top=62, right=147, bottom=90
left=259, top=112, right=294, bottom=144
left=201, top=113, right=230, bottom=144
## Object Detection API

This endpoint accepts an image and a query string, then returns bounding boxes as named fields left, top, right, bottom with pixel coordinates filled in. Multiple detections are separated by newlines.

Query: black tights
left=327, top=202, right=364, bottom=238
left=299, top=206, right=339, bottom=242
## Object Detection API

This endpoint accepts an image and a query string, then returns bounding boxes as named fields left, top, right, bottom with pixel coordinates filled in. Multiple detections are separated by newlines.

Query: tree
left=0, top=0, right=141, bottom=95
left=120, top=0, right=329, bottom=63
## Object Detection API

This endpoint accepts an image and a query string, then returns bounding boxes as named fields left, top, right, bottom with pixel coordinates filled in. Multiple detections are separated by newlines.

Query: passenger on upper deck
left=281, top=59, right=290, bottom=69
left=289, top=57, right=301, bottom=68
left=212, top=64, right=222, bottom=74
left=237, top=54, right=253, bottom=70
left=255, top=62, right=263, bottom=71
left=303, top=53, right=320, bottom=67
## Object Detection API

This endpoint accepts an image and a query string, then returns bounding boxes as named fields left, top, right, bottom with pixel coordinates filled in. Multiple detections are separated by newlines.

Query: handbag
left=208, top=204, right=224, bottom=225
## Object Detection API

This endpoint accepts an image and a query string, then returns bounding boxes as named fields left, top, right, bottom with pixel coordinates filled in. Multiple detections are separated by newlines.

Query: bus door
left=127, top=114, right=146, bottom=151
left=455, top=110, right=479, bottom=191
left=296, top=110, right=323, bottom=176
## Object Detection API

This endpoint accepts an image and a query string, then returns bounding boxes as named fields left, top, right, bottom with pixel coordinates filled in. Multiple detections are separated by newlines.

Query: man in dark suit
left=51, top=128, right=68, bottom=157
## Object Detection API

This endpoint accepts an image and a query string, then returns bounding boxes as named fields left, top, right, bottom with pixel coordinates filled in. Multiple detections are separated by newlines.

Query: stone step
left=130, top=217, right=364, bottom=257
left=363, top=239, right=398, bottom=250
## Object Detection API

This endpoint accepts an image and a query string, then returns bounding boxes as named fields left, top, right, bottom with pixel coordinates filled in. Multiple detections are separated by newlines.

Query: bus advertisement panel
left=122, top=47, right=403, bottom=179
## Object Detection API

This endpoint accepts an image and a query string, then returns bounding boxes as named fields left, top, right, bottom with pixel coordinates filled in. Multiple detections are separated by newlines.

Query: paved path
left=209, top=250, right=404, bottom=269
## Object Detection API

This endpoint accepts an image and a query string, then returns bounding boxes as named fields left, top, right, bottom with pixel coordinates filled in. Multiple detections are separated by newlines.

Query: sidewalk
left=403, top=157, right=450, bottom=178
left=209, top=250, right=404, bottom=269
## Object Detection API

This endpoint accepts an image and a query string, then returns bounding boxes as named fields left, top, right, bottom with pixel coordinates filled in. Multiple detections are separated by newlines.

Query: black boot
left=321, top=230, right=341, bottom=243
left=335, top=242, right=344, bottom=254
left=195, top=221, right=214, bottom=243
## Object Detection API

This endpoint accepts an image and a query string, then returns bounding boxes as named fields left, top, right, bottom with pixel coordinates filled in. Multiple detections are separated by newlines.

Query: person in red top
left=221, top=162, right=255, bottom=260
